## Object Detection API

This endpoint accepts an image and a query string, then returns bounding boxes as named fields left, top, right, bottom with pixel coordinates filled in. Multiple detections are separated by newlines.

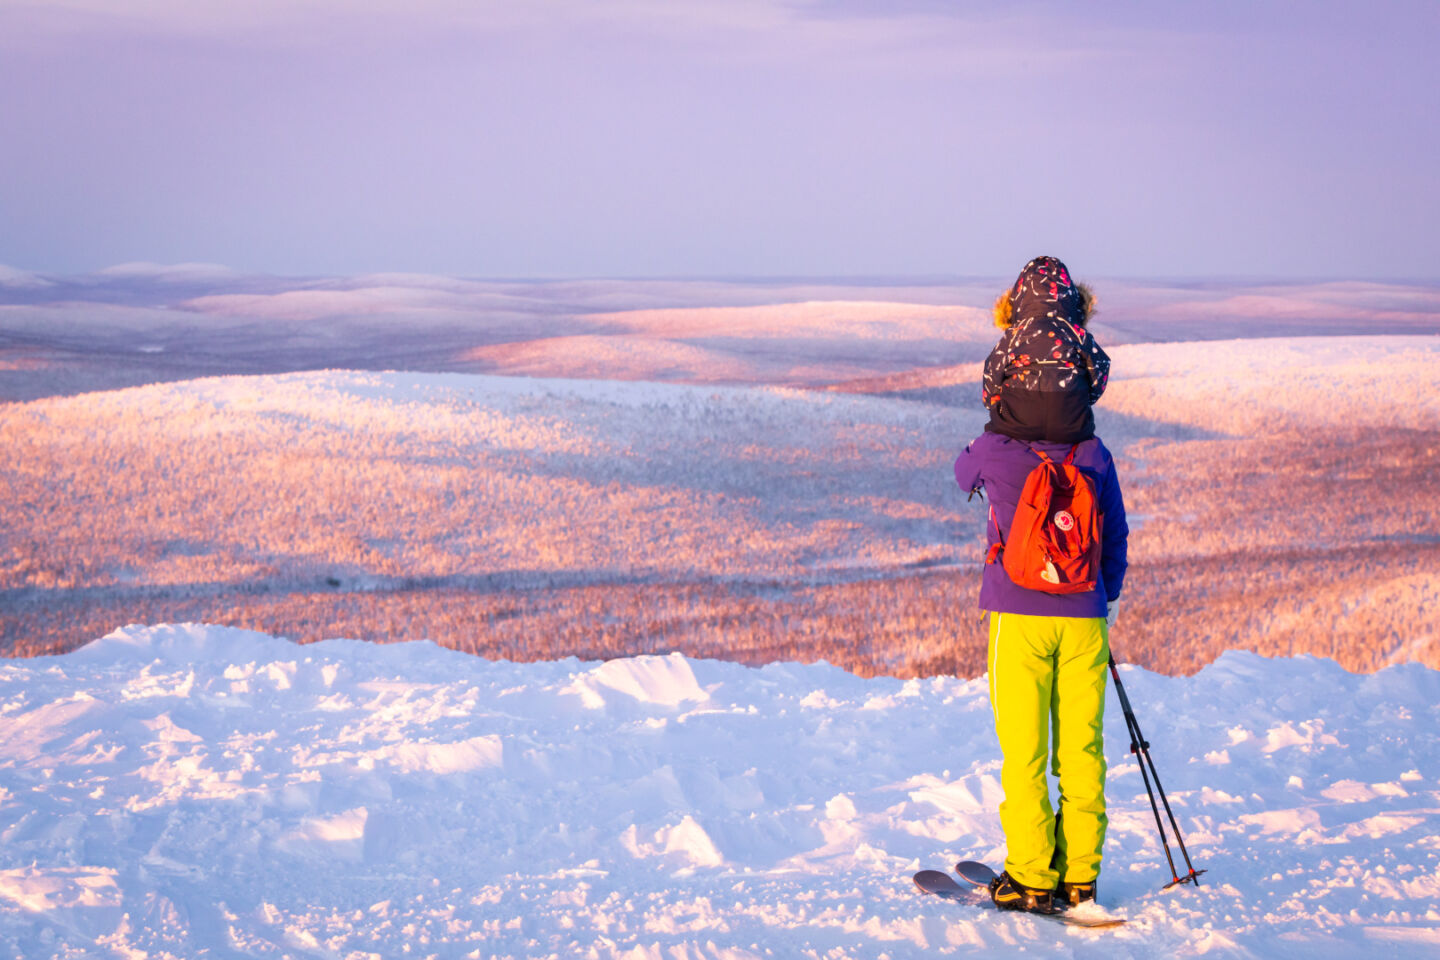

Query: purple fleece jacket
left=954, top=432, right=1128, bottom=617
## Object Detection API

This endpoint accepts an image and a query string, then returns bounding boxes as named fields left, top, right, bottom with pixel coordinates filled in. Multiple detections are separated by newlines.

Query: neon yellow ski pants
left=987, top=612, right=1109, bottom=889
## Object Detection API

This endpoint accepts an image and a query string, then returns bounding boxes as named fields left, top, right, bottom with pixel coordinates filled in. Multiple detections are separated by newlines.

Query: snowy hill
left=2, top=625, right=1437, bottom=958
left=6, top=271, right=1439, bottom=403
left=5, top=336, right=1438, bottom=674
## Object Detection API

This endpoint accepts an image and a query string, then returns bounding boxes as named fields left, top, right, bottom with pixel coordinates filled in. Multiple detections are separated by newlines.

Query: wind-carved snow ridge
left=564, top=652, right=712, bottom=708
left=2, top=625, right=1440, bottom=958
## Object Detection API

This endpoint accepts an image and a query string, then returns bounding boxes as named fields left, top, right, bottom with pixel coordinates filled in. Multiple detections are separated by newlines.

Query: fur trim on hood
left=993, top=256, right=1095, bottom=329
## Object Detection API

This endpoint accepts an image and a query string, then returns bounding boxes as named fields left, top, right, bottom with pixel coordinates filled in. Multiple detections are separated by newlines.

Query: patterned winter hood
left=994, top=256, right=1094, bottom=329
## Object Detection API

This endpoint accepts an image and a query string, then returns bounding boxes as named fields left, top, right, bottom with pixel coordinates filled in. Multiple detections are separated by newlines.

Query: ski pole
left=1109, top=660, right=1180, bottom=882
left=1107, top=655, right=1206, bottom=889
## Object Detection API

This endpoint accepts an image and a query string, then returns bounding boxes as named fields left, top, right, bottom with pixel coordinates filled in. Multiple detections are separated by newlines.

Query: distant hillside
left=4, top=336, right=1437, bottom=675
left=5, top=273, right=1439, bottom=401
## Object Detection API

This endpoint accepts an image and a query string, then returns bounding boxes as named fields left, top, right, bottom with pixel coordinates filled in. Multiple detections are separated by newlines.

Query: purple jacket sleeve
left=1098, top=454, right=1128, bottom=602
left=955, top=441, right=983, bottom=496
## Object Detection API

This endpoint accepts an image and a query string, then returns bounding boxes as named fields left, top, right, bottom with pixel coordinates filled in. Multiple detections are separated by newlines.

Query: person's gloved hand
left=1106, top=600, right=1120, bottom=630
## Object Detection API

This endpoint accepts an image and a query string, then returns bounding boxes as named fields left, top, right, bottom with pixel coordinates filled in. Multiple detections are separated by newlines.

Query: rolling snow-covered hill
left=1, top=624, right=1437, bottom=958
left=4, top=336, right=1438, bottom=674
left=6, top=271, right=1439, bottom=402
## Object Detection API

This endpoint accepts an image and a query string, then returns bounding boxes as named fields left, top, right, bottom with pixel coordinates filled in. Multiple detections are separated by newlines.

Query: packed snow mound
left=2, top=625, right=1439, bottom=958
left=68, top=621, right=300, bottom=665
left=566, top=651, right=712, bottom=708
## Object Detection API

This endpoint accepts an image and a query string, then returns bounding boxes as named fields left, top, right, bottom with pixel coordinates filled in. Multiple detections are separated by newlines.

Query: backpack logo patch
left=1053, top=510, right=1075, bottom=532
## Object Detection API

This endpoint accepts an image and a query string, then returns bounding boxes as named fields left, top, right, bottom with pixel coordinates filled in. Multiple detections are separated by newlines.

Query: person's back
left=983, top=256, right=1110, bottom=444
left=958, top=433, right=1126, bottom=620
left=955, top=429, right=1129, bottom=913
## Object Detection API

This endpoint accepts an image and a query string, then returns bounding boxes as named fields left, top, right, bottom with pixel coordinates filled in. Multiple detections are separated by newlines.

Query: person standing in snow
left=953, top=257, right=1128, bottom=914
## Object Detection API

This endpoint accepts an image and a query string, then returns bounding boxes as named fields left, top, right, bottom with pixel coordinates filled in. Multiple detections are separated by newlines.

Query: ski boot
left=988, top=871, right=1056, bottom=913
left=1054, top=878, right=1097, bottom=909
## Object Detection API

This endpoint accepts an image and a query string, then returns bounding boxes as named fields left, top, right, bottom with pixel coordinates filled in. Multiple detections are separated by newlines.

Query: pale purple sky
left=2, top=1, right=1435, bottom=279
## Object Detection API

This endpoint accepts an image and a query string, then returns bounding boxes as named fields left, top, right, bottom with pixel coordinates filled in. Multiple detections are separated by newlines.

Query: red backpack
left=987, top=444, right=1102, bottom=594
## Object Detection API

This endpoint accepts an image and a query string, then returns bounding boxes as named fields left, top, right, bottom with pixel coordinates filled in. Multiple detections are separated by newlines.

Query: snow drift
left=1, top=624, right=1437, bottom=958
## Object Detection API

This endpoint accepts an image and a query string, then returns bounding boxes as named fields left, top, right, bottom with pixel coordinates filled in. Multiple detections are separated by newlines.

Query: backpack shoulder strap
left=1025, top=442, right=1052, bottom=465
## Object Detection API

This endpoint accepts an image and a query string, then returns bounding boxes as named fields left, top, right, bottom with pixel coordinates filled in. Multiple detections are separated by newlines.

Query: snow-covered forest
left=4, top=272, right=1438, bottom=676
left=3, top=272, right=1440, bottom=957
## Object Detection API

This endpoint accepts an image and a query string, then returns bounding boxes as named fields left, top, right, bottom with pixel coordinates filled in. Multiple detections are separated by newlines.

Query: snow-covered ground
left=2, top=624, right=1437, bottom=958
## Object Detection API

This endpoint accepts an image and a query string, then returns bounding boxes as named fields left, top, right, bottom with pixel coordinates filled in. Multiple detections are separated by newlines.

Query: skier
left=954, top=257, right=1129, bottom=914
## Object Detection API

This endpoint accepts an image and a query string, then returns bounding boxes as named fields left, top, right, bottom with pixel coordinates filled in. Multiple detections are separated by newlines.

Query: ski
left=954, top=860, right=1001, bottom=886
left=913, top=867, right=1124, bottom=929
left=913, top=869, right=970, bottom=901
left=950, top=863, right=1128, bottom=932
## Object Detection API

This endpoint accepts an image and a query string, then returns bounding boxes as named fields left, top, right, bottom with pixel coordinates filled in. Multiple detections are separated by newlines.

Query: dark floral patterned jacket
left=981, top=256, right=1110, bottom=443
